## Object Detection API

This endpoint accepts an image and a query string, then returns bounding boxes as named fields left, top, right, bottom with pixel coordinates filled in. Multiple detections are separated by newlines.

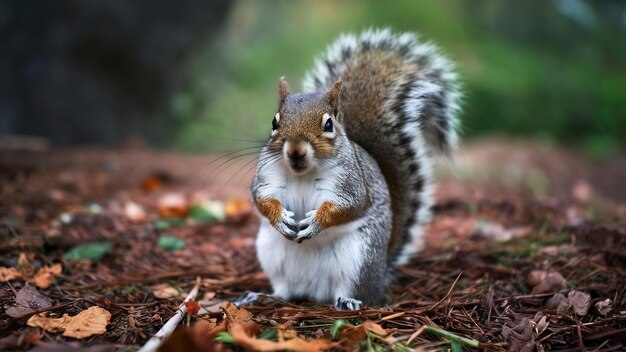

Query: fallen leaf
left=186, top=300, right=201, bottom=316
left=225, top=199, right=252, bottom=218
left=203, top=291, right=216, bottom=300
left=189, top=201, right=225, bottom=222
left=361, top=320, right=388, bottom=336
left=141, top=175, right=162, bottom=192
left=0, top=267, right=21, bottom=282
left=157, top=235, right=186, bottom=251
left=527, top=270, right=567, bottom=294
left=124, top=201, right=146, bottom=222
left=63, top=242, right=112, bottom=262
left=0, top=264, right=63, bottom=289
left=158, top=320, right=218, bottom=352
left=230, top=322, right=335, bottom=352
left=595, top=299, right=612, bottom=316
left=28, top=264, right=62, bottom=289
left=546, top=293, right=570, bottom=314
left=27, top=313, right=72, bottom=333
left=27, top=306, right=111, bottom=339
left=157, top=193, right=188, bottom=219
left=568, top=290, right=591, bottom=316
left=152, top=284, right=181, bottom=299
left=223, top=302, right=253, bottom=323
left=154, top=218, right=186, bottom=230
left=5, top=284, right=53, bottom=318
left=338, top=324, right=368, bottom=347
left=337, top=320, right=387, bottom=347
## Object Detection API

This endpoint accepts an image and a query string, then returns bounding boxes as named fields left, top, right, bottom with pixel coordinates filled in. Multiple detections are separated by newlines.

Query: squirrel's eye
left=324, top=118, right=333, bottom=132
left=272, top=116, right=279, bottom=131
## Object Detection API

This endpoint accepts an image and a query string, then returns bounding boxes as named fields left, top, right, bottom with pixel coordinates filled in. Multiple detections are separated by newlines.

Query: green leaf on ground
left=157, top=235, right=186, bottom=250
left=154, top=218, right=186, bottom=230
left=63, top=241, right=112, bottom=261
left=188, top=205, right=219, bottom=222
left=214, top=331, right=235, bottom=343
left=330, top=319, right=348, bottom=339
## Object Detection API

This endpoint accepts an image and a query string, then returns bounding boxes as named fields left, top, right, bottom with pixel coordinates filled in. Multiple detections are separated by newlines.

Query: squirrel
left=244, top=29, right=461, bottom=310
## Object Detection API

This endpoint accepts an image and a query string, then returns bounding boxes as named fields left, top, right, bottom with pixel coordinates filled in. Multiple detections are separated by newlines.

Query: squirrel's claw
left=296, top=213, right=322, bottom=242
left=276, top=209, right=298, bottom=240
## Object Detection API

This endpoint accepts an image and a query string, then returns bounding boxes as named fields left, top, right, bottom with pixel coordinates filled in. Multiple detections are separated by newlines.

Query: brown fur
left=269, top=78, right=340, bottom=161
left=338, top=51, right=422, bottom=259
left=256, top=198, right=283, bottom=226
left=315, top=201, right=357, bottom=228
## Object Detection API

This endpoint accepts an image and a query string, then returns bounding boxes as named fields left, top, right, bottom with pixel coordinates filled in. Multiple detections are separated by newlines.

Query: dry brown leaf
left=5, top=284, right=53, bottom=318
left=361, top=320, right=388, bottom=336
left=152, top=284, right=182, bottom=299
left=0, top=264, right=62, bottom=289
left=225, top=198, right=252, bottom=218
left=223, top=302, right=253, bottom=322
left=141, top=175, right=162, bottom=192
left=28, top=264, right=62, bottom=289
left=595, top=298, right=612, bottom=316
left=27, top=306, right=111, bottom=339
left=339, top=324, right=368, bottom=347
left=568, top=290, right=591, bottom=316
left=27, top=313, right=72, bottom=333
left=527, top=270, right=567, bottom=294
left=158, top=319, right=219, bottom=352
left=0, top=267, right=21, bottom=282
left=157, top=193, right=188, bottom=218
left=546, top=293, right=570, bottom=314
left=230, top=322, right=335, bottom=352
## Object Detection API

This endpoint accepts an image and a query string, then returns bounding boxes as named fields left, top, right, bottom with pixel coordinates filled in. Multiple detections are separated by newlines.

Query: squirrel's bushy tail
left=303, top=29, right=461, bottom=265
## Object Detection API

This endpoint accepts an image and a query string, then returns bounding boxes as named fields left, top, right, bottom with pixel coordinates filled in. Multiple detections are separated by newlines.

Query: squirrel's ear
left=325, top=79, right=342, bottom=116
left=278, top=76, right=291, bottom=108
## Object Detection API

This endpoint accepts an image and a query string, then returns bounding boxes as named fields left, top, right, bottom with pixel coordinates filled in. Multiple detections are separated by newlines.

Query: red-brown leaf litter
left=1, top=142, right=625, bottom=351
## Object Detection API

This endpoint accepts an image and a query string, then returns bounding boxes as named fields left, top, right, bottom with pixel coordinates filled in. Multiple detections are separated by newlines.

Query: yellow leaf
left=27, top=314, right=72, bottom=333
left=27, top=264, right=62, bottom=289
left=63, top=306, right=111, bottom=339
left=0, top=267, right=21, bottom=281
left=27, top=306, right=111, bottom=339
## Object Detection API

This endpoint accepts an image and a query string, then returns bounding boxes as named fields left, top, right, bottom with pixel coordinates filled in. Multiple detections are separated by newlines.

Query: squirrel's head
left=266, top=77, right=343, bottom=176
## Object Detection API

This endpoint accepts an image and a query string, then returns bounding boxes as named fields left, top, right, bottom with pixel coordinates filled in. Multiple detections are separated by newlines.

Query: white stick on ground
left=138, top=277, right=202, bottom=352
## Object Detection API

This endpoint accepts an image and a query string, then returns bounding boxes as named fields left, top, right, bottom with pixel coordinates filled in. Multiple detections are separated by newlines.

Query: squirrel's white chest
left=256, top=218, right=367, bottom=303
left=281, top=174, right=326, bottom=220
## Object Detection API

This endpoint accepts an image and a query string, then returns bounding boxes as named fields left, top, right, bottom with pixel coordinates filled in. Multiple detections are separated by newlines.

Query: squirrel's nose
left=285, top=140, right=307, bottom=160
left=287, top=149, right=306, bottom=160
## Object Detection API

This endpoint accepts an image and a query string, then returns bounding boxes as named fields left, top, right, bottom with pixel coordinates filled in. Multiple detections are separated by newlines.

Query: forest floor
left=0, top=137, right=625, bottom=351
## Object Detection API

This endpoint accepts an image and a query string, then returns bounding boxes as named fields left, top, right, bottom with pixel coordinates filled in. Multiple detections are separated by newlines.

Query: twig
left=138, top=277, right=201, bottom=352
left=427, top=272, right=462, bottom=311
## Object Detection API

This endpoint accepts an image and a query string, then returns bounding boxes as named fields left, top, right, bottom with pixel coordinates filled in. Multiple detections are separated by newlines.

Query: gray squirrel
left=244, top=28, right=461, bottom=310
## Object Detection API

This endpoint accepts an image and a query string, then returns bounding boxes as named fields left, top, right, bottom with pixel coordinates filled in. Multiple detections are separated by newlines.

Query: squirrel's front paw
left=296, top=210, right=323, bottom=242
left=275, top=210, right=298, bottom=240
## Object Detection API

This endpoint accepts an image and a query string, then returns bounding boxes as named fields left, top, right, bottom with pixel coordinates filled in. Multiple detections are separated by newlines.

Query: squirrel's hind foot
left=335, top=297, right=363, bottom=310
left=234, top=290, right=265, bottom=307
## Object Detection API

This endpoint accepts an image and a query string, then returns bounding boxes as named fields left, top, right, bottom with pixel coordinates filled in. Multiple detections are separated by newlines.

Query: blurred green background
left=173, top=0, right=626, bottom=157
left=2, top=0, right=625, bottom=157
